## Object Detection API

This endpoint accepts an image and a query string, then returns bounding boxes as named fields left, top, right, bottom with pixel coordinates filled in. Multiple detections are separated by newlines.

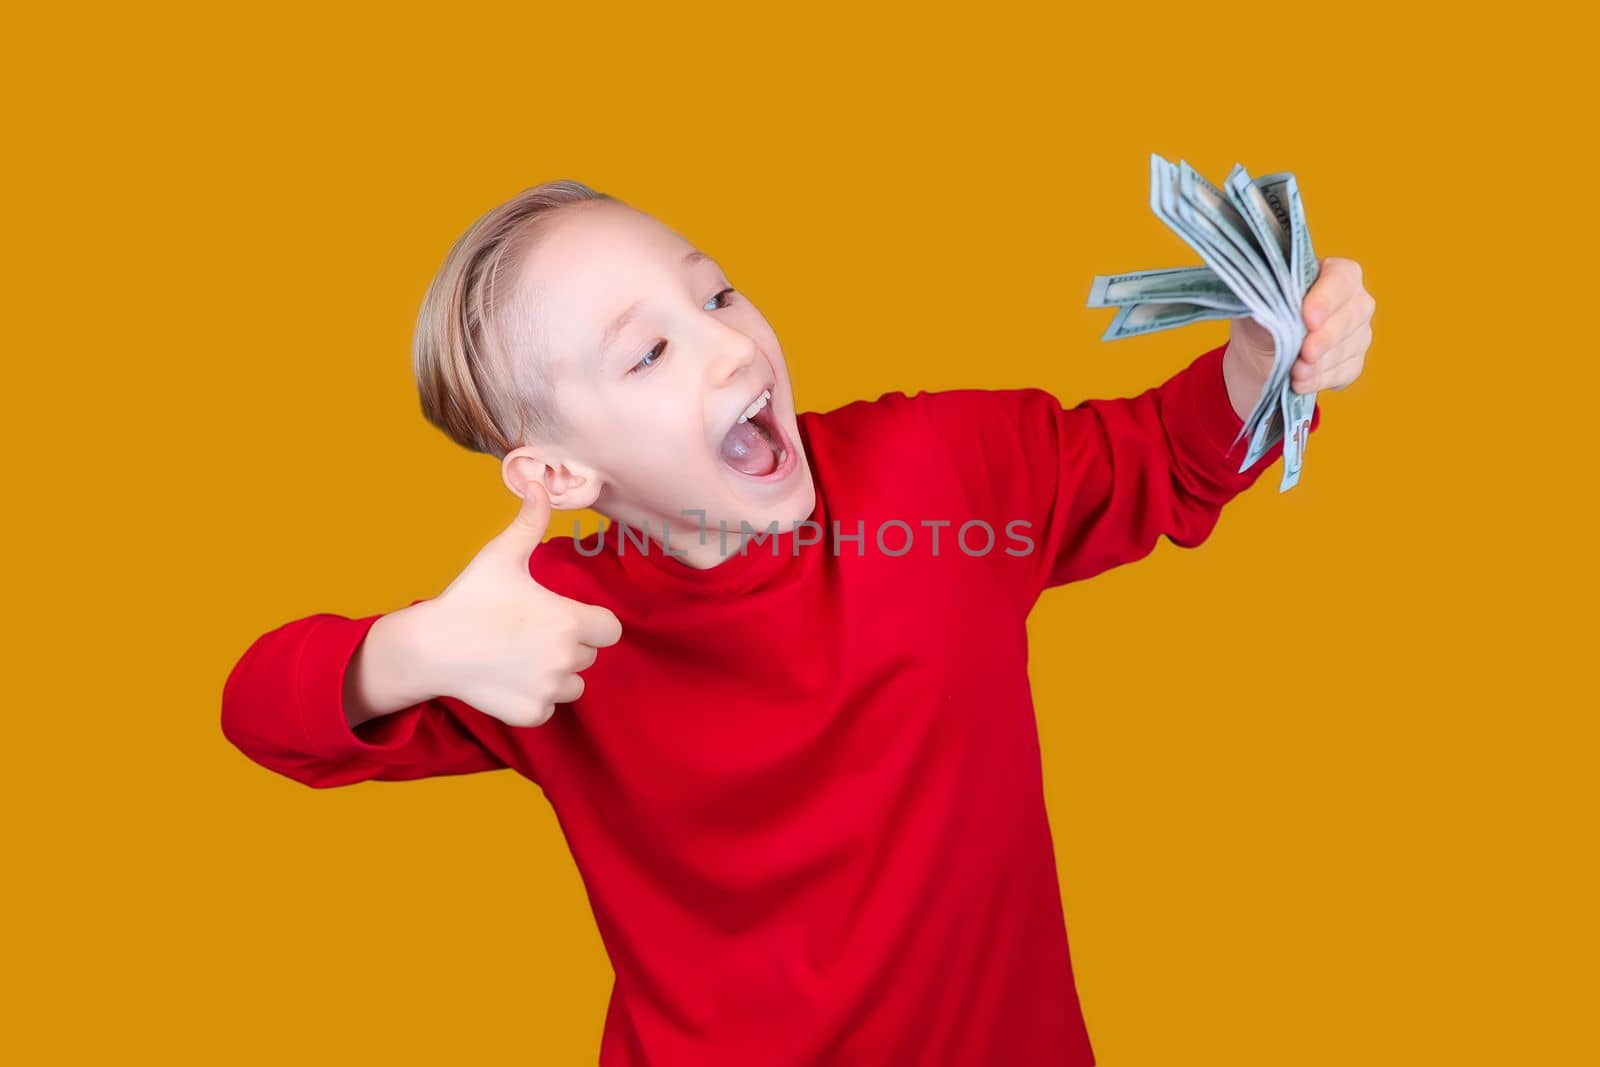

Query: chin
left=715, top=450, right=815, bottom=537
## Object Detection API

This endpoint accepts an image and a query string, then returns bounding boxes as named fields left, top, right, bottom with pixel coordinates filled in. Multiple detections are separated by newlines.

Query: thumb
left=486, top=482, right=552, bottom=563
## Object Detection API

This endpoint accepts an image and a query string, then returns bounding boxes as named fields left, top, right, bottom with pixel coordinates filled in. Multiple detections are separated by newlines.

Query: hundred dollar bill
left=1176, top=160, right=1305, bottom=473
left=1178, top=161, right=1292, bottom=321
left=1152, top=155, right=1293, bottom=455
left=1222, top=163, right=1299, bottom=454
left=1224, top=164, right=1295, bottom=299
left=1099, top=299, right=1249, bottom=341
left=1236, top=171, right=1320, bottom=487
left=1149, top=155, right=1283, bottom=455
left=1222, top=165, right=1304, bottom=473
left=1088, top=154, right=1328, bottom=491
left=1224, top=163, right=1296, bottom=472
left=1087, top=266, right=1247, bottom=310
left=1149, top=156, right=1272, bottom=328
left=1279, top=173, right=1320, bottom=491
left=1182, top=165, right=1297, bottom=435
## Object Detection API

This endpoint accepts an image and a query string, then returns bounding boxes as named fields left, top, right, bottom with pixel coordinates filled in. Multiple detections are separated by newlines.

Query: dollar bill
left=1099, top=299, right=1249, bottom=341
left=1178, top=161, right=1291, bottom=321
left=1152, top=155, right=1295, bottom=458
left=1222, top=165, right=1305, bottom=474
left=1235, top=171, right=1320, bottom=487
left=1176, top=160, right=1303, bottom=470
left=1087, top=267, right=1247, bottom=310
left=1279, top=174, right=1320, bottom=491
left=1223, top=165, right=1293, bottom=471
left=1224, top=164, right=1295, bottom=298
left=1149, top=155, right=1274, bottom=324
left=1088, top=153, right=1329, bottom=492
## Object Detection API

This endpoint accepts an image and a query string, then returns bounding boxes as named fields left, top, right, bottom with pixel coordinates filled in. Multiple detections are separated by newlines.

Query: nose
left=705, top=318, right=760, bottom=387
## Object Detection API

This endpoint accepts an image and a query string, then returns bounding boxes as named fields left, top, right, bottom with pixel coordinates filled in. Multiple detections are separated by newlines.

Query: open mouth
left=718, top=387, right=795, bottom=481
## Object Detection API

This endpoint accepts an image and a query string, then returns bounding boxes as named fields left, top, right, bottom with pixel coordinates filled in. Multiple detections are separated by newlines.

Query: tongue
left=720, top=419, right=779, bottom=476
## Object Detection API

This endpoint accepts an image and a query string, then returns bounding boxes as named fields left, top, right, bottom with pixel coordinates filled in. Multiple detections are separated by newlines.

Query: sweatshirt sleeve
left=220, top=608, right=511, bottom=789
left=915, top=342, right=1323, bottom=609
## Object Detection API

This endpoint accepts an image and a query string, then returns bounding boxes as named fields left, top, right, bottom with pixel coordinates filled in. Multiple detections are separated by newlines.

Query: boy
left=221, top=180, right=1374, bottom=1065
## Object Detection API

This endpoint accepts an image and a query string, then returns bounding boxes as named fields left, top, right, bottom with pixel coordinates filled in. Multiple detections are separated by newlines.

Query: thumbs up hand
left=415, top=483, right=623, bottom=727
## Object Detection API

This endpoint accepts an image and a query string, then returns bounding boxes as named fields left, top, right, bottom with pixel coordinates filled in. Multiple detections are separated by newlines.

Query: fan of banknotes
left=1087, top=153, right=1321, bottom=492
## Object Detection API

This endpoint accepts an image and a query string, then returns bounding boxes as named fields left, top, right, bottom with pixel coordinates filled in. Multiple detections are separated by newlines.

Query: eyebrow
left=598, top=250, right=715, bottom=356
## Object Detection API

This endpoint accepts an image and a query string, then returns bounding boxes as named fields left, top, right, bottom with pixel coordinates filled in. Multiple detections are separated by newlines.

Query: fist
left=417, top=482, right=623, bottom=727
left=1230, top=256, right=1376, bottom=395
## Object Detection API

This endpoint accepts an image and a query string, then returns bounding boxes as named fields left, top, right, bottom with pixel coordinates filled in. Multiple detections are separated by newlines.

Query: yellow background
left=7, top=3, right=1592, bottom=1064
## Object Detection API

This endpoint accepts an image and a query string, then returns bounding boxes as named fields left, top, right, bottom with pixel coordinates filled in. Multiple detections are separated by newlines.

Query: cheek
left=733, top=305, right=782, bottom=357
left=607, top=403, right=713, bottom=470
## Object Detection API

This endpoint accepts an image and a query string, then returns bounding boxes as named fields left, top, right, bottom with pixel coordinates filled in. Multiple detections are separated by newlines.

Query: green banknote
left=1087, top=153, right=1327, bottom=492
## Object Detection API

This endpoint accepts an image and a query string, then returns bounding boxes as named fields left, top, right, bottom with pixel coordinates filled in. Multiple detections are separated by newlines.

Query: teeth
left=737, top=388, right=772, bottom=424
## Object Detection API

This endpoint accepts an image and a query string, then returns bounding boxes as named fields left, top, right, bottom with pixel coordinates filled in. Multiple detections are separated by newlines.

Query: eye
left=628, top=340, right=667, bottom=375
left=626, top=288, right=737, bottom=375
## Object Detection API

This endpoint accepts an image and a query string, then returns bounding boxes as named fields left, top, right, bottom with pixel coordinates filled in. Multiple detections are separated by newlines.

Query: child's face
left=508, top=201, right=814, bottom=565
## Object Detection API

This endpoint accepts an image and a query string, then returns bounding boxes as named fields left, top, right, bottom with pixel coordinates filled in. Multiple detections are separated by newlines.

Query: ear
left=503, top=445, right=604, bottom=511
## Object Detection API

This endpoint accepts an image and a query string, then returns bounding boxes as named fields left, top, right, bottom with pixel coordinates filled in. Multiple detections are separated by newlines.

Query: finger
left=484, top=482, right=552, bottom=565
left=572, top=603, right=624, bottom=648
left=1300, top=291, right=1375, bottom=368
left=1326, top=324, right=1372, bottom=391
left=552, top=673, right=586, bottom=705
left=1291, top=322, right=1371, bottom=392
left=1291, top=337, right=1350, bottom=392
left=572, top=644, right=599, bottom=672
left=1301, top=257, right=1364, bottom=331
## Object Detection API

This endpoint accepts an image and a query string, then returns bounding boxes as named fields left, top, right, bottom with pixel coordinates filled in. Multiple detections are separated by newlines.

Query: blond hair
left=413, top=179, right=619, bottom=460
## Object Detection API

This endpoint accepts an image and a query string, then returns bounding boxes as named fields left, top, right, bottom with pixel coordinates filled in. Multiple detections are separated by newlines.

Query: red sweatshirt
left=221, top=342, right=1319, bottom=1065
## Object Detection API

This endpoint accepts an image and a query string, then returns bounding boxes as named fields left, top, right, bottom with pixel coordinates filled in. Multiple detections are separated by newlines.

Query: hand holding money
left=1087, top=153, right=1375, bottom=492
left=1229, top=258, right=1373, bottom=405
